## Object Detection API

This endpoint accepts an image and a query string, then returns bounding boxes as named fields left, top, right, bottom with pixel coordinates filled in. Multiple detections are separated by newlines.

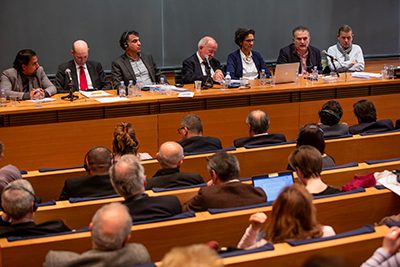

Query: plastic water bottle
left=389, top=65, right=395, bottom=80
left=260, top=69, right=267, bottom=85
left=159, top=77, right=166, bottom=95
left=294, top=70, right=300, bottom=86
left=135, top=80, right=141, bottom=97
left=35, top=89, right=42, bottom=108
left=382, top=64, right=388, bottom=79
left=127, top=80, right=134, bottom=97
left=224, top=72, right=231, bottom=87
left=119, top=81, right=126, bottom=98
left=0, top=89, right=6, bottom=108
left=312, top=66, right=318, bottom=82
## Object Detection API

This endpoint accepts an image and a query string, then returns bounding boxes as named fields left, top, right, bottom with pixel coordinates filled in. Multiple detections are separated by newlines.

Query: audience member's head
left=297, top=123, right=325, bottom=155
left=161, top=244, right=224, bottom=267
left=265, top=183, right=323, bottom=243
left=353, top=99, right=377, bottom=123
left=288, top=145, right=322, bottom=180
left=0, top=165, right=23, bottom=196
left=157, top=142, right=184, bottom=169
left=90, top=202, right=132, bottom=251
left=234, top=28, right=255, bottom=48
left=1, top=180, right=36, bottom=222
left=85, top=146, right=113, bottom=175
left=207, top=152, right=240, bottom=183
left=112, top=122, right=140, bottom=158
left=246, top=110, right=270, bottom=136
left=318, top=100, right=343, bottom=126
left=109, top=154, right=145, bottom=198
left=179, top=114, right=203, bottom=139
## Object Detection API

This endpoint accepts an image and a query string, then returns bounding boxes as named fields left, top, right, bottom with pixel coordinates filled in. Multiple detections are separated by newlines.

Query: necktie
left=203, top=62, right=210, bottom=76
left=79, top=66, right=88, bottom=91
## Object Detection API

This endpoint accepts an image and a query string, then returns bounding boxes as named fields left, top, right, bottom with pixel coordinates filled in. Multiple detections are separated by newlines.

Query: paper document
left=378, top=172, right=400, bottom=196
left=26, top=98, right=56, bottom=103
left=351, top=72, right=382, bottom=79
left=178, top=92, right=194, bottom=98
left=80, top=90, right=112, bottom=98
left=95, top=97, right=131, bottom=103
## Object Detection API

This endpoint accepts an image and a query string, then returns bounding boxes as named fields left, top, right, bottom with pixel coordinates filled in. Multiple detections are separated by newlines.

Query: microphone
left=65, top=68, right=72, bottom=81
left=322, top=50, right=338, bottom=61
left=204, top=55, right=212, bottom=69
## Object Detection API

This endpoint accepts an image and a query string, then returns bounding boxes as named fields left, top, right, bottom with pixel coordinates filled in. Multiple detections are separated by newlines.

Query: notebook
left=252, top=171, right=294, bottom=202
left=274, top=63, right=300, bottom=84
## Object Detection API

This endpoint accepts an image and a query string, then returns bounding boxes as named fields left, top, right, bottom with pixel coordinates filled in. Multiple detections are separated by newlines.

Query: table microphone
left=322, top=50, right=338, bottom=61
left=65, top=68, right=72, bottom=81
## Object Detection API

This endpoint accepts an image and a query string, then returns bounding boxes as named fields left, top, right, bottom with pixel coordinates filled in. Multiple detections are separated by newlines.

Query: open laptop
left=252, top=171, right=294, bottom=202
left=274, top=63, right=300, bottom=84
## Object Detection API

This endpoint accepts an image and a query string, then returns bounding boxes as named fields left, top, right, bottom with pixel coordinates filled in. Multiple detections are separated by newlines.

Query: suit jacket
left=276, top=44, right=322, bottom=74
left=182, top=53, right=222, bottom=84
left=145, top=168, right=205, bottom=190
left=44, top=243, right=151, bottom=267
left=123, top=193, right=182, bottom=222
left=54, top=60, right=111, bottom=93
left=59, top=174, right=116, bottom=201
left=0, top=67, right=56, bottom=100
left=319, top=123, right=349, bottom=138
left=0, top=219, right=70, bottom=238
left=182, top=181, right=267, bottom=212
left=234, top=133, right=287, bottom=148
left=177, top=136, right=222, bottom=153
left=111, top=53, right=167, bottom=89
left=349, top=119, right=394, bottom=134
left=226, top=49, right=271, bottom=80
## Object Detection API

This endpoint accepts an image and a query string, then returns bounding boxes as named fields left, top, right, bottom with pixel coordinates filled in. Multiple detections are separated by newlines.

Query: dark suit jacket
left=234, top=133, right=287, bottom=148
left=226, top=49, right=271, bottom=80
left=54, top=60, right=111, bottom=93
left=182, top=181, right=267, bottom=212
left=145, top=168, right=205, bottom=190
left=59, top=174, right=116, bottom=201
left=349, top=119, right=394, bottom=134
left=182, top=53, right=222, bottom=84
left=111, top=53, right=167, bottom=89
left=277, top=44, right=322, bottom=74
left=0, top=219, right=71, bottom=238
left=177, top=136, right=222, bottom=153
left=123, top=193, right=182, bottom=222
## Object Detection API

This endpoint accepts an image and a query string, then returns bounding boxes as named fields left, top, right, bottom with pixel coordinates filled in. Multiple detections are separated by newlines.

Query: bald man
left=145, top=142, right=204, bottom=190
left=55, top=40, right=111, bottom=93
left=182, top=36, right=225, bottom=84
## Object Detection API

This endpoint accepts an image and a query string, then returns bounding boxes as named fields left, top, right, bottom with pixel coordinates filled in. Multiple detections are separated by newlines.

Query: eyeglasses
left=243, top=39, right=255, bottom=43
left=177, top=127, right=189, bottom=134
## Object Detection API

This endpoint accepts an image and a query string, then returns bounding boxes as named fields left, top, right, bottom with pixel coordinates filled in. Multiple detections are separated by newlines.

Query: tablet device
left=252, top=171, right=294, bottom=202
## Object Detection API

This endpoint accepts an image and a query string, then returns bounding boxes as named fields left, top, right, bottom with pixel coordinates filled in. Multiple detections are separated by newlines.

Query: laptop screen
left=252, top=171, right=294, bottom=202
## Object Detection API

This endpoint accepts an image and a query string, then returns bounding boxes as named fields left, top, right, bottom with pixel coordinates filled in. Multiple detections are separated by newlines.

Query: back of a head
left=161, top=244, right=224, bottom=267
left=297, top=123, right=325, bottom=154
left=319, top=100, right=343, bottom=126
left=266, top=183, right=322, bottom=243
left=112, top=122, right=140, bottom=156
left=158, top=142, right=184, bottom=169
left=353, top=99, right=377, bottom=123
left=109, top=154, right=144, bottom=198
left=0, top=165, right=23, bottom=195
left=87, top=146, right=112, bottom=173
left=246, top=110, right=269, bottom=134
left=181, top=114, right=203, bottom=135
left=207, top=152, right=239, bottom=182
left=1, top=180, right=35, bottom=220
left=91, top=202, right=132, bottom=251
left=288, top=145, right=322, bottom=178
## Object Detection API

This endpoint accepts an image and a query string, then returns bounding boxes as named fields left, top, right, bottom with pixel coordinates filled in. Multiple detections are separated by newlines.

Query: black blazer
left=177, top=136, right=222, bottom=153
left=146, top=168, right=205, bottom=190
left=277, top=44, right=322, bottom=73
left=234, top=133, right=287, bottom=148
left=182, top=53, right=222, bottom=84
left=0, top=219, right=71, bottom=238
left=349, top=119, right=394, bottom=134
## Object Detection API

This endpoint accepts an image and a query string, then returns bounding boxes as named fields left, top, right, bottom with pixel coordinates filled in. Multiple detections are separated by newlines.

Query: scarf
left=336, top=42, right=352, bottom=61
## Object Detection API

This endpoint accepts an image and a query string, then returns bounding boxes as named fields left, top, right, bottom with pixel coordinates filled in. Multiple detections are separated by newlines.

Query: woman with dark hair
left=226, top=28, right=271, bottom=80
left=112, top=122, right=152, bottom=161
left=318, top=100, right=349, bottom=137
left=237, top=183, right=335, bottom=249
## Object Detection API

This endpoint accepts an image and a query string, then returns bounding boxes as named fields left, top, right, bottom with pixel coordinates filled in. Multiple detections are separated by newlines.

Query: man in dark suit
left=110, top=154, right=182, bottom=222
left=146, top=142, right=204, bottom=190
left=234, top=110, right=287, bottom=148
left=111, top=30, right=167, bottom=89
left=182, top=152, right=267, bottom=212
left=44, top=202, right=151, bottom=267
left=54, top=40, right=111, bottom=93
left=0, top=180, right=71, bottom=238
left=182, top=36, right=225, bottom=84
left=59, top=146, right=116, bottom=200
left=177, top=114, right=222, bottom=153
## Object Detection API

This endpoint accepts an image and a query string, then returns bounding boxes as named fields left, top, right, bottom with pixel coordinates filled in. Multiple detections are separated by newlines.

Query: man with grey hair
left=44, top=202, right=151, bottom=267
left=110, top=154, right=182, bottom=222
left=0, top=180, right=70, bottom=238
left=234, top=110, right=286, bottom=147
left=177, top=114, right=222, bottom=153
left=182, top=36, right=225, bottom=84
left=182, top=152, right=266, bottom=212
left=146, top=142, right=204, bottom=190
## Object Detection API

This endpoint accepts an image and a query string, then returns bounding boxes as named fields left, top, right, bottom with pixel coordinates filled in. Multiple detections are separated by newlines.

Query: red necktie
left=79, top=66, right=88, bottom=91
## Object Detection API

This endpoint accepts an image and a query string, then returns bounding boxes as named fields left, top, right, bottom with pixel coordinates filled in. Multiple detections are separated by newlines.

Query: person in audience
left=177, top=114, right=222, bottom=153
left=161, top=244, right=224, bottom=267
left=349, top=99, right=394, bottom=134
left=318, top=100, right=349, bottom=137
left=0, top=180, right=71, bottom=238
left=112, top=122, right=152, bottom=160
left=182, top=36, right=225, bottom=84
left=59, top=146, right=116, bottom=200
left=277, top=26, right=322, bottom=74
left=110, top=154, right=182, bottom=222
left=146, top=141, right=204, bottom=190
left=233, top=110, right=286, bottom=147
left=361, top=226, right=400, bottom=267
left=44, top=202, right=151, bottom=267
left=0, top=49, right=57, bottom=100
left=237, top=183, right=335, bottom=249
left=54, top=40, right=111, bottom=93
left=0, top=142, right=23, bottom=197
left=327, top=25, right=364, bottom=73
left=182, top=152, right=266, bottom=212
left=226, top=28, right=271, bottom=80
left=289, top=145, right=341, bottom=196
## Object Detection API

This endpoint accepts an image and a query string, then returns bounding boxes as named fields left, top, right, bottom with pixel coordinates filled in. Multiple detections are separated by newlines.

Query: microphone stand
left=61, top=76, right=79, bottom=102
left=203, top=73, right=213, bottom=89
left=328, top=56, right=340, bottom=78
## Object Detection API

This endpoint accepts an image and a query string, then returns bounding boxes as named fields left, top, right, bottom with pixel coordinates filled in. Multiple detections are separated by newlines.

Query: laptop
left=252, top=171, right=294, bottom=202
left=274, top=63, right=300, bottom=84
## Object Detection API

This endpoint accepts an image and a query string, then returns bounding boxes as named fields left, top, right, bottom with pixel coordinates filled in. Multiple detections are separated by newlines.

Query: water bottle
left=35, top=89, right=42, bottom=108
left=0, top=89, right=6, bottom=108
left=224, top=72, right=231, bottom=87
left=260, top=69, right=267, bottom=85
left=135, top=80, right=141, bottom=97
left=294, top=70, right=300, bottom=86
left=159, top=77, right=166, bottom=95
left=382, top=64, right=388, bottom=79
left=312, top=66, right=318, bottom=82
left=389, top=65, right=395, bottom=80
left=119, top=81, right=126, bottom=98
left=127, top=80, right=134, bottom=97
